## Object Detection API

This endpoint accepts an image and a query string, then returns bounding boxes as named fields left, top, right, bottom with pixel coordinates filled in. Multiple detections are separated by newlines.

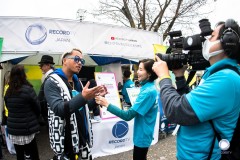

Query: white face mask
left=202, top=39, right=224, bottom=60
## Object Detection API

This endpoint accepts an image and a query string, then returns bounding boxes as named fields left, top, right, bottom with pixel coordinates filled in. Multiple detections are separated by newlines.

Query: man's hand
left=82, top=82, right=105, bottom=100
left=172, top=65, right=188, bottom=77
left=152, top=56, right=170, bottom=78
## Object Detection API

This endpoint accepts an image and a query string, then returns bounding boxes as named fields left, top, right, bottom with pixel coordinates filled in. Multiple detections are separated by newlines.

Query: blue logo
left=25, top=24, right=47, bottom=45
left=112, top=121, right=129, bottom=138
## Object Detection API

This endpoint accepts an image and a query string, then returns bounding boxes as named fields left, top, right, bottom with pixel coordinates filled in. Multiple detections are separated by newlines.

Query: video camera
left=157, top=19, right=213, bottom=71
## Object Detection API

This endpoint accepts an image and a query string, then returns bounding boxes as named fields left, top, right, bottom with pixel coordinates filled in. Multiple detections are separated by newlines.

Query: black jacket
left=4, top=85, right=41, bottom=135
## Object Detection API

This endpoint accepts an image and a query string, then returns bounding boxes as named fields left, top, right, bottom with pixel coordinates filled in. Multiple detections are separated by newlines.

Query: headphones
left=220, top=19, right=240, bottom=57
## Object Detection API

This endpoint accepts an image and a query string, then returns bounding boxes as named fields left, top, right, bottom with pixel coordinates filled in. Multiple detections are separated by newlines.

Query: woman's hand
left=98, top=85, right=108, bottom=97
left=95, top=96, right=109, bottom=107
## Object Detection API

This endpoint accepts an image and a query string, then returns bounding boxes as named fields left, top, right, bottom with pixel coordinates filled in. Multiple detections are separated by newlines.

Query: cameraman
left=152, top=19, right=240, bottom=159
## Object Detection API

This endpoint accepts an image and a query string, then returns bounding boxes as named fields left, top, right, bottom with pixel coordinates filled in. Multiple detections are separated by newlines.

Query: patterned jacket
left=44, top=69, right=93, bottom=159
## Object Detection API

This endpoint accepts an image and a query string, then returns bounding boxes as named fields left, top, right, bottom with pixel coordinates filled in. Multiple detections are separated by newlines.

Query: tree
left=92, top=0, right=215, bottom=40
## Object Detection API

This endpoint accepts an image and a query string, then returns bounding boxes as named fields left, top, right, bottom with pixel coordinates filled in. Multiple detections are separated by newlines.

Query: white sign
left=0, top=17, right=161, bottom=60
left=95, top=72, right=121, bottom=119
left=126, top=87, right=140, bottom=105
left=91, top=112, right=160, bottom=158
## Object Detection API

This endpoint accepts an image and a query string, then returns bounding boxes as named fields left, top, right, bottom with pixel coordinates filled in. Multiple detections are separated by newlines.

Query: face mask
left=202, top=39, right=224, bottom=60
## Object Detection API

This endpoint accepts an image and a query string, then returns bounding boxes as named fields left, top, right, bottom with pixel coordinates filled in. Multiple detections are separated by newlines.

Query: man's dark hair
left=217, top=20, right=240, bottom=63
left=123, top=70, right=131, bottom=78
left=61, top=48, right=82, bottom=64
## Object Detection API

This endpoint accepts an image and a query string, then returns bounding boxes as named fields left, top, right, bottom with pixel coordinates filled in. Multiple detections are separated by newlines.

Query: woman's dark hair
left=6, top=65, right=33, bottom=96
left=139, top=59, right=158, bottom=82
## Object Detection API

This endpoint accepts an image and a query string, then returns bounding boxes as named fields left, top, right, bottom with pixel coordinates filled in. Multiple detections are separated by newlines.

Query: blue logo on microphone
left=112, top=121, right=129, bottom=138
left=25, top=24, right=47, bottom=45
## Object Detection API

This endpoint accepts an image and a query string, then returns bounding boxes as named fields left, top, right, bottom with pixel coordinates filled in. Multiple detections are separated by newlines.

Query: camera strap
left=186, top=71, right=196, bottom=85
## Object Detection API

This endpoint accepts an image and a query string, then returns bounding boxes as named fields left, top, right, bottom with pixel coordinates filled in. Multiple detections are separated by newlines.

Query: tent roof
left=0, top=52, right=138, bottom=66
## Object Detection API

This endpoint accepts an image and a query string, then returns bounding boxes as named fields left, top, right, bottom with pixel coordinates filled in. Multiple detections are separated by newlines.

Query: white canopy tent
left=0, top=16, right=162, bottom=119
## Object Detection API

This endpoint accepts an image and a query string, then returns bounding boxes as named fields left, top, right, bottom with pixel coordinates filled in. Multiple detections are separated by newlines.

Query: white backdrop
left=0, top=16, right=161, bottom=63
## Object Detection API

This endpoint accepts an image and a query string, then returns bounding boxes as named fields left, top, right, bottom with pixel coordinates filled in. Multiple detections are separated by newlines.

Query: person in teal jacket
left=96, top=59, right=158, bottom=160
left=121, top=70, right=135, bottom=105
left=152, top=19, right=240, bottom=159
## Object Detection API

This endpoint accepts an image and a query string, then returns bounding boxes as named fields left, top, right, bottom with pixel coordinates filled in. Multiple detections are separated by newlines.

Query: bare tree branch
left=162, top=0, right=183, bottom=40
left=93, top=0, right=215, bottom=41
left=122, top=0, right=136, bottom=28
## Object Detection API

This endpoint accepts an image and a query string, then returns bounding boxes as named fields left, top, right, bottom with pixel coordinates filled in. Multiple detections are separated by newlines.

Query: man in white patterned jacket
left=44, top=48, right=106, bottom=160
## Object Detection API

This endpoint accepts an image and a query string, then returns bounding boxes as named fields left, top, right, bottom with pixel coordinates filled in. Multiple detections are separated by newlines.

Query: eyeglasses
left=66, top=56, right=85, bottom=65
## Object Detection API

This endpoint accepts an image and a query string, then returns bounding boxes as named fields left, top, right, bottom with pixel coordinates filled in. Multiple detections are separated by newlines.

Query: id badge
left=72, top=89, right=79, bottom=97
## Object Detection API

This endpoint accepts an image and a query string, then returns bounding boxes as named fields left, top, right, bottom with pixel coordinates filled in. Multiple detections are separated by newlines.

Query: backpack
left=207, top=65, right=240, bottom=160
left=38, top=73, right=53, bottom=125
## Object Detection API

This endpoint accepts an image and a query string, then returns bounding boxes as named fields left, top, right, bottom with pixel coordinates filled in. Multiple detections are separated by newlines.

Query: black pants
left=133, top=145, right=149, bottom=160
left=14, top=137, right=40, bottom=160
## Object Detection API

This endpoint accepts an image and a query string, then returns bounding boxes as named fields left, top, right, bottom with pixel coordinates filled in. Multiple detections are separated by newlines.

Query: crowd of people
left=0, top=18, right=240, bottom=160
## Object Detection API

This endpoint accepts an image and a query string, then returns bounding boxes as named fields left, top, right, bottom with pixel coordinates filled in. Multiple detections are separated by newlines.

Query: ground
left=2, top=127, right=177, bottom=160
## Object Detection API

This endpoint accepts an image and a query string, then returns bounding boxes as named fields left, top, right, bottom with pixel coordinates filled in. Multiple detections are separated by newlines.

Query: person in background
left=44, top=48, right=106, bottom=160
left=121, top=70, right=135, bottom=105
left=87, top=79, right=100, bottom=119
left=96, top=59, right=158, bottom=160
left=38, top=55, right=55, bottom=126
left=38, top=55, right=55, bottom=82
left=152, top=19, right=240, bottom=159
left=1, top=71, right=16, bottom=156
left=4, top=65, right=40, bottom=160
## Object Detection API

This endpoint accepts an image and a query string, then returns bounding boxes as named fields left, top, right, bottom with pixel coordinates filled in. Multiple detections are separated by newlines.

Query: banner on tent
left=0, top=17, right=161, bottom=60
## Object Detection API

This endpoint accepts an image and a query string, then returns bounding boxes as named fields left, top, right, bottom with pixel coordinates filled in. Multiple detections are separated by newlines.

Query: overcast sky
left=0, top=0, right=99, bottom=21
left=0, top=0, right=239, bottom=31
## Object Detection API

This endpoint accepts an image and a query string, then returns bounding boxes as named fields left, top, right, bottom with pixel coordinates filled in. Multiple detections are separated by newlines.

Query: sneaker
left=25, top=154, right=31, bottom=160
left=49, top=155, right=58, bottom=160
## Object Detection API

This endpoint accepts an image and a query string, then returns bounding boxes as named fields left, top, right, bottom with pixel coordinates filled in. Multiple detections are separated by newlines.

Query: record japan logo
left=112, top=121, right=129, bottom=138
left=25, top=24, right=47, bottom=45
